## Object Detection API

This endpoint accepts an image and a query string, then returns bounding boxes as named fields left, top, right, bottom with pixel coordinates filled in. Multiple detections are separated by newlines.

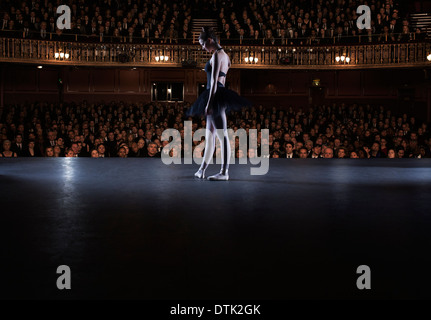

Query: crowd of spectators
left=1, top=100, right=430, bottom=159
left=0, top=0, right=424, bottom=45
left=216, top=0, right=422, bottom=45
left=0, top=0, right=194, bottom=44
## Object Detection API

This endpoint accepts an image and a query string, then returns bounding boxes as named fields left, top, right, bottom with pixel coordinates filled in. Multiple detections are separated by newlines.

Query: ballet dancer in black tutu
left=187, top=27, right=251, bottom=181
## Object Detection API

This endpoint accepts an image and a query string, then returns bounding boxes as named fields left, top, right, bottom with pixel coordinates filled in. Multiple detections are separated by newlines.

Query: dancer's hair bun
left=200, top=26, right=217, bottom=41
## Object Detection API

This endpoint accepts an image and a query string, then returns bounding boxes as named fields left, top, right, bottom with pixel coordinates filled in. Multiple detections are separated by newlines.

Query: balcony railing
left=1, top=36, right=430, bottom=69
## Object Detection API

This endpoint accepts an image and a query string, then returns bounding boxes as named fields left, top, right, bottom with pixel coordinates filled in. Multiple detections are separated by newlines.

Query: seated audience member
left=117, top=146, right=127, bottom=158
left=146, top=142, right=161, bottom=158
left=396, top=147, right=405, bottom=158
left=270, top=150, right=280, bottom=158
left=298, top=147, right=309, bottom=159
left=65, top=148, right=75, bottom=157
left=337, top=147, right=348, bottom=158
left=0, top=140, right=17, bottom=157
left=97, top=144, right=107, bottom=157
left=53, top=145, right=63, bottom=157
left=369, top=142, right=382, bottom=158
left=24, top=140, right=41, bottom=157
left=323, top=147, right=334, bottom=158
left=90, top=149, right=99, bottom=158
left=308, top=144, right=322, bottom=158
left=350, top=151, right=359, bottom=158
left=387, top=148, right=396, bottom=159
left=45, top=146, right=54, bottom=157
left=284, top=142, right=297, bottom=158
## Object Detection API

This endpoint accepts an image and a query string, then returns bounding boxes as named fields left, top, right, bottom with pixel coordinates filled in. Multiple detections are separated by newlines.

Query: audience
left=0, top=0, right=193, bottom=44
left=0, top=0, right=422, bottom=45
left=0, top=100, right=430, bottom=159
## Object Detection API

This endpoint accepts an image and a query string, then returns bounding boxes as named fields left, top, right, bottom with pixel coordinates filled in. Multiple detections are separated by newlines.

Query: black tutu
left=186, top=86, right=252, bottom=117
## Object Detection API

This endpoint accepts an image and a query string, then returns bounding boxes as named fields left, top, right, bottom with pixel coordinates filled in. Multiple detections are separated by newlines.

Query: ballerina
left=186, top=27, right=251, bottom=180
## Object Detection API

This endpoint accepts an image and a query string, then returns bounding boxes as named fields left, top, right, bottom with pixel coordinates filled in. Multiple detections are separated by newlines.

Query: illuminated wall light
left=155, top=55, right=168, bottom=62
left=335, top=56, right=340, bottom=62
left=244, top=56, right=258, bottom=64
left=60, top=52, right=64, bottom=58
left=427, top=54, right=431, bottom=61
left=65, top=53, right=70, bottom=59
left=346, top=57, right=351, bottom=63
left=55, top=52, right=59, bottom=59
left=340, top=55, right=345, bottom=61
left=37, top=65, right=43, bottom=69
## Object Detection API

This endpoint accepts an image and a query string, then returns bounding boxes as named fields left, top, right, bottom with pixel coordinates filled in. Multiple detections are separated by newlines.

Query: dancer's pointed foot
left=207, top=172, right=229, bottom=181
left=194, top=169, right=206, bottom=179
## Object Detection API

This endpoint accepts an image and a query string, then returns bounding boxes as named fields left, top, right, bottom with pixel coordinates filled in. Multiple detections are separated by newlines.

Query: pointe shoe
left=194, top=169, right=206, bottom=179
left=207, top=172, right=229, bottom=181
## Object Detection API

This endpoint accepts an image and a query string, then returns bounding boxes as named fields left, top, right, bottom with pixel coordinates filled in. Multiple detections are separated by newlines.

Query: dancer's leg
left=208, top=109, right=230, bottom=180
left=202, top=115, right=216, bottom=168
left=195, top=115, right=215, bottom=178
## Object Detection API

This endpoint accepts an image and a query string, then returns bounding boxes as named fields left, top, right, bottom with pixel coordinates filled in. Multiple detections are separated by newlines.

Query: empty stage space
left=1, top=158, right=430, bottom=299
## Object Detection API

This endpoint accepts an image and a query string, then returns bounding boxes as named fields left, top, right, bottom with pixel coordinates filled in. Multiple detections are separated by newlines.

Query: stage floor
left=1, top=158, right=431, bottom=299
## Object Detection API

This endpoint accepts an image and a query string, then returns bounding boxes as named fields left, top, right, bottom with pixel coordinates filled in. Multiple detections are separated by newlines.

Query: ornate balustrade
left=1, top=37, right=430, bottom=69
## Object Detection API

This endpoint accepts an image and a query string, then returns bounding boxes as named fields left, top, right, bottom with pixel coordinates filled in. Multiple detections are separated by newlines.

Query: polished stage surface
left=1, top=158, right=431, bottom=299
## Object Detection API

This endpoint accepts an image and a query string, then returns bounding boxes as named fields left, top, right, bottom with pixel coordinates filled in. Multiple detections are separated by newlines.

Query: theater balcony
left=1, top=36, right=430, bottom=70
